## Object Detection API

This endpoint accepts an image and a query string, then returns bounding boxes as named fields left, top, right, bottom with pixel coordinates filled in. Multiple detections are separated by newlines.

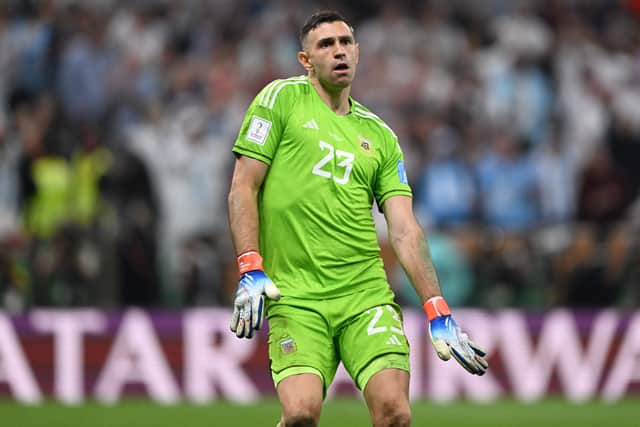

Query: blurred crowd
left=0, top=0, right=639, bottom=312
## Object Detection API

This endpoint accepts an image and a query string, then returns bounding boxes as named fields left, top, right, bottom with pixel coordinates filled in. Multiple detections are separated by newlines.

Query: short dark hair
left=299, top=10, right=353, bottom=47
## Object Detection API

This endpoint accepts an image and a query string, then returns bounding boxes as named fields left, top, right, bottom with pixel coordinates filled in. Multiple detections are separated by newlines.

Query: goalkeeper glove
left=230, top=250, right=281, bottom=339
left=425, top=296, right=488, bottom=375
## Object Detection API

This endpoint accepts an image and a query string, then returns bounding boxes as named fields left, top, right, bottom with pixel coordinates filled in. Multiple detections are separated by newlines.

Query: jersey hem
left=232, top=146, right=273, bottom=165
left=377, top=190, right=413, bottom=211
left=269, top=280, right=391, bottom=301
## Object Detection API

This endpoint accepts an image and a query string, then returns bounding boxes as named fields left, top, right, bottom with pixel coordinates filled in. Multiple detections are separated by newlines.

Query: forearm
left=227, top=158, right=278, bottom=339
left=228, top=186, right=260, bottom=256
left=389, top=224, right=442, bottom=303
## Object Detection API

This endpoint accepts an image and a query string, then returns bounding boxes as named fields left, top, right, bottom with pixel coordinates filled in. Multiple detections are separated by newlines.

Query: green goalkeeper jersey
left=233, top=76, right=412, bottom=299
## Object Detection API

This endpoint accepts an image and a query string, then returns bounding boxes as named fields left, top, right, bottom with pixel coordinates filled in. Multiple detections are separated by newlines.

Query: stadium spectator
left=532, top=122, right=579, bottom=224
left=414, top=124, right=478, bottom=228
left=476, top=128, right=540, bottom=230
left=0, top=0, right=637, bottom=311
left=577, top=145, right=634, bottom=225
left=0, top=108, right=20, bottom=237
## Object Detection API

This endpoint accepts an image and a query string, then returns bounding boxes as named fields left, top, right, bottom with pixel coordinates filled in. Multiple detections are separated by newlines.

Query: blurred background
left=2, top=0, right=640, bottom=312
left=0, top=0, right=639, bottom=421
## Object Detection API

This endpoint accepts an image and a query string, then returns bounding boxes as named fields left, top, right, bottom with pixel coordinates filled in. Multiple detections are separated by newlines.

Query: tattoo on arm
left=417, top=237, right=442, bottom=299
left=392, top=225, right=442, bottom=303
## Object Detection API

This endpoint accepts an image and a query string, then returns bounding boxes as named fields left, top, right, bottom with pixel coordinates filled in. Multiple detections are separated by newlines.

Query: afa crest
left=359, top=136, right=374, bottom=154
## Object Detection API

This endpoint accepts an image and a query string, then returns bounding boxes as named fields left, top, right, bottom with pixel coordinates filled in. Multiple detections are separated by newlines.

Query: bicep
left=230, top=155, right=269, bottom=193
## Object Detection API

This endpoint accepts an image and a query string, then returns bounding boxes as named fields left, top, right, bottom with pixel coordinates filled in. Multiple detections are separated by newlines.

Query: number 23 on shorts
left=365, top=305, right=405, bottom=342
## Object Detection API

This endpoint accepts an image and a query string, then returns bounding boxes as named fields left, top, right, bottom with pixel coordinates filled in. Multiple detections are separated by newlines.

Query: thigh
left=363, top=368, right=411, bottom=424
left=338, top=300, right=410, bottom=390
left=267, top=300, right=339, bottom=395
left=277, top=373, right=324, bottom=423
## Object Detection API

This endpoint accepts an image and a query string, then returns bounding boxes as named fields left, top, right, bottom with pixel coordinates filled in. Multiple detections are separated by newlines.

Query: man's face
left=299, top=21, right=359, bottom=89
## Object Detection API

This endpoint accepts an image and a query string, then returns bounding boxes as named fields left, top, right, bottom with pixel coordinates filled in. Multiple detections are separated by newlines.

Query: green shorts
left=266, top=286, right=410, bottom=395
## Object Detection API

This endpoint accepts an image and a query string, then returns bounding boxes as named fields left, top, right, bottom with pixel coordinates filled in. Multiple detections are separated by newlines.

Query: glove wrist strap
left=237, top=250, right=264, bottom=275
left=424, top=296, right=451, bottom=321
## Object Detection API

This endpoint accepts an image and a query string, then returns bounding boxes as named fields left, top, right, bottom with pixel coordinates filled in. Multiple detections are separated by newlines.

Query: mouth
left=333, top=63, right=350, bottom=73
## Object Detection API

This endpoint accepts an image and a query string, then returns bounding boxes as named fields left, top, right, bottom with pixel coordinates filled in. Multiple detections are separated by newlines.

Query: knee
left=282, top=413, right=318, bottom=427
left=279, top=380, right=322, bottom=427
left=372, top=401, right=411, bottom=427
left=281, top=403, right=320, bottom=427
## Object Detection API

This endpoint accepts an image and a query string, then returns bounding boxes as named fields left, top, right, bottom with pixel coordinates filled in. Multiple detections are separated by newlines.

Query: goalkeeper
left=228, top=10, right=488, bottom=427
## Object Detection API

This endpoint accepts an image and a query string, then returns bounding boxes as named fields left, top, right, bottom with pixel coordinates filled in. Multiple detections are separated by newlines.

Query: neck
left=309, top=75, right=351, bottom=115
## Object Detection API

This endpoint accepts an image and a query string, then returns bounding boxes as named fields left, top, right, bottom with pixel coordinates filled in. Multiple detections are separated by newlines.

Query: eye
left=319, top=39, right=333, bottom=48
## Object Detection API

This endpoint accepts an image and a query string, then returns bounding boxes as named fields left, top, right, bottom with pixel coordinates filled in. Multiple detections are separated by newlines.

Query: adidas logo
left=303, top=119, right=319, bottom=130
left=386, top=335, right=402, bottom=346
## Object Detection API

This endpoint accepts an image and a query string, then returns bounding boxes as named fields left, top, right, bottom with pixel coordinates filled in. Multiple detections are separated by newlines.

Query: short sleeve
left=232, top=80, right=288, bottom=165
left=374, top=135, right=413, bottom=208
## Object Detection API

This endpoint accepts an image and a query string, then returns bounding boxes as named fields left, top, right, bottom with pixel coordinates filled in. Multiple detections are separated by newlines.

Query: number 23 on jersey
left=312, top=141, right=355, bottom=185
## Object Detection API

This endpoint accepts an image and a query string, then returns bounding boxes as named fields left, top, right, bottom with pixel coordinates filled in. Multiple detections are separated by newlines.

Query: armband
left=237, top=250, right=264, bottom=275
left=423, top=296, right=451, bottom=321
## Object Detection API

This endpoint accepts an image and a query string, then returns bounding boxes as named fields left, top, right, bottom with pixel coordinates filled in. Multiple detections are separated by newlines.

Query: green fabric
left=267, top=286, right=410, bottom=395
left=25, top=157, right=71, bottom=237
left=271, top=366, right=324, bottom=390
left=356, top=353, right=410, bottom=392
left=24, top=149, right=112, bottom=238
left=70, top=147, right=112, bottom=226
left=233, top=76, right=412, bottom=299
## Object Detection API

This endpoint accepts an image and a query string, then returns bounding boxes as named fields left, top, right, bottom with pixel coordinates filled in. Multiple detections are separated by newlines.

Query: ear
left=354, top=42, right=360, bottom=65
left=297, top=50, right=313, bottom=72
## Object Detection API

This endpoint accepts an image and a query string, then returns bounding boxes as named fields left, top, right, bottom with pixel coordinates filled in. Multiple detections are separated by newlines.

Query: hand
left=230, top=251, right=281, bottom=338
left=425, top=297, right=488, bottom=375
left=230, top=270, right=281, bottom=338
